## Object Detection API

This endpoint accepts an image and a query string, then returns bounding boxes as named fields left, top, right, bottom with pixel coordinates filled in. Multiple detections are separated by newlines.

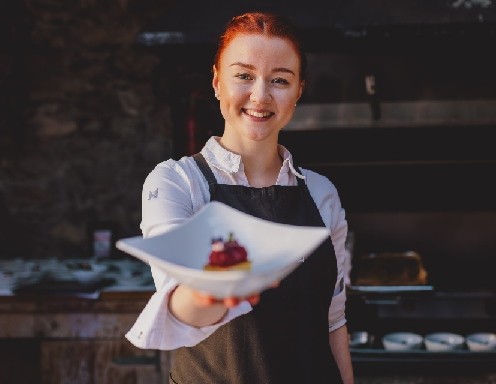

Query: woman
left=126, top=12, right=354, bottom=384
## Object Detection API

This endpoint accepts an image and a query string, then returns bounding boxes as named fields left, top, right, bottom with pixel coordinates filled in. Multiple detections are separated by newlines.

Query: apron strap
left=193, top=153, right=217, bottom=186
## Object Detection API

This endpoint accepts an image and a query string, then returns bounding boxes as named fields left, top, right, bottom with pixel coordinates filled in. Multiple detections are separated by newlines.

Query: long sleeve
left=125, top=159, right=252, bottom=350
left=303, top=168, right=348, bottom=331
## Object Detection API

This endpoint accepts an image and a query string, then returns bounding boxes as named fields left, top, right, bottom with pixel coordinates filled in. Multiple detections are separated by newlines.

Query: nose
left=250, top=81, right=271, bottom=104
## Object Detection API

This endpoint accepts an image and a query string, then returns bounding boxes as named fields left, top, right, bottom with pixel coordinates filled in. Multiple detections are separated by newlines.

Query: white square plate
left=116, top=201, right=330, bottom=298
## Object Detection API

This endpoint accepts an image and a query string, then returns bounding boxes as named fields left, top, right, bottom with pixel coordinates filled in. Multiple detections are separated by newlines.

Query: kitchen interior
left=1, top=0, right=496, bottom=383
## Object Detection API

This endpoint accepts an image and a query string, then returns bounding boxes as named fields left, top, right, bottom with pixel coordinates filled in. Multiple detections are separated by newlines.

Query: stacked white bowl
left=382, top=332, right=424, bottom=351
left=424, top=332, right=465, bottom=351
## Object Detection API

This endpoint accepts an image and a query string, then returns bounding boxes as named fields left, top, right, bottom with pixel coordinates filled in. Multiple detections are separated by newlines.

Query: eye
left=272, top=77, right=290, bottom=85
left=234, top=73, right=253, bottom=81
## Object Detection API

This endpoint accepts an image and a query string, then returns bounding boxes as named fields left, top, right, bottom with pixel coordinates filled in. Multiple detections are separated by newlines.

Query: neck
left=242, top=148, right=283, bottom=188
left=218, top=136, right=282, bottom=187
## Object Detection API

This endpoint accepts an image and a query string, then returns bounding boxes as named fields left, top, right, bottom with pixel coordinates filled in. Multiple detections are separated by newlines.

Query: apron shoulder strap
left=192, top=153, right=217, bottom=186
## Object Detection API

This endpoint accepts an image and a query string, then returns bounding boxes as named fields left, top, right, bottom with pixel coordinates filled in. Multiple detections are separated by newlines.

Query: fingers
left=247, top=295, right=260, bottom=306
left=191, top=281, right=279, bottom=308
left=192, top=291, right=244, bottom=307
left=223, top=297, right=241, bottom=307
left=194, top=293, right=260, bottom=308
left=224, top=294, right=260, bottom=307
left=193, top=292, right=218, bottom=306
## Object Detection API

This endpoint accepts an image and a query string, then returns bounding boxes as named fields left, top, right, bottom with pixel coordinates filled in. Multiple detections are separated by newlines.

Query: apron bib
left=170, top=153, right=341, bottom=384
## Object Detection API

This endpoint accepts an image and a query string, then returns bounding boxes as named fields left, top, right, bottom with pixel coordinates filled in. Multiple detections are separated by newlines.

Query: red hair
left=214, top=12, right=307, bottom=81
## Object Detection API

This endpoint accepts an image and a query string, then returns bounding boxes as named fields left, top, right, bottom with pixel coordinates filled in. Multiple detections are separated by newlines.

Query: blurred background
left=1, top=0, right=496, bottom=383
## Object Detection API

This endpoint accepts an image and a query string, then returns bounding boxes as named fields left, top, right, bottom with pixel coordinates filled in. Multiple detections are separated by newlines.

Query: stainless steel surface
left=285, top=100, right=496, bottom=130
left=349, top=285, right=434, bottom=293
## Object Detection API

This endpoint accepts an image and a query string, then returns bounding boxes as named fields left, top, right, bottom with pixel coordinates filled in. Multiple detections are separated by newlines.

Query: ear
left=212, top=65, right=219, bottom=94
left=297, top=80, right=305, bottom=102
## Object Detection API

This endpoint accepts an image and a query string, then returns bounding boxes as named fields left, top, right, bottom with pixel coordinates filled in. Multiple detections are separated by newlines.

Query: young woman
left=126, top=12, right=354, bottom=384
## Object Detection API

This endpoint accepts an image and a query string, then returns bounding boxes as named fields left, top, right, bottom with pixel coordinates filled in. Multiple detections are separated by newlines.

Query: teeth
left=245, top=109, right=271, bottom=118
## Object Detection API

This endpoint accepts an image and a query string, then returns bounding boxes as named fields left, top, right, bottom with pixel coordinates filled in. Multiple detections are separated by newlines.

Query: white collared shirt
left=126, top=137, right=348, bottom=350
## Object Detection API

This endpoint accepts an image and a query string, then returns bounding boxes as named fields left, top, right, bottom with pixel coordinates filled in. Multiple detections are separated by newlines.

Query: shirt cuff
left=328, top=284, right=347, bottom=332
left=126, top=284, right=252, bottom=350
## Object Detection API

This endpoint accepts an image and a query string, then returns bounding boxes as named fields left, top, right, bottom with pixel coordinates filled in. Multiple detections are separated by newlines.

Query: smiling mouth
left=243, top=109, right=274, bottom=118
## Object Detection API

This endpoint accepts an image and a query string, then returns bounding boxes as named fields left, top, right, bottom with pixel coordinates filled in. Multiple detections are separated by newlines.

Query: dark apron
left=169, top=153, right=341, bottom=384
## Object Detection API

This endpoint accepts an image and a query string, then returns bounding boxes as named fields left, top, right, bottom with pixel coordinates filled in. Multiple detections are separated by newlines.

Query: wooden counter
left=0, top=290, right=173, bottom=384
left=3, top=291, right=496, bottom=384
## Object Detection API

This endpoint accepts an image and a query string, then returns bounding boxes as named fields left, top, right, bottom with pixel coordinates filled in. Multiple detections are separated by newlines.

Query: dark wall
left=0, top=0, right=175, bottom=258
left=1, top=1, right=496, bottom=281
left=279, top=34, right=496, bottom=290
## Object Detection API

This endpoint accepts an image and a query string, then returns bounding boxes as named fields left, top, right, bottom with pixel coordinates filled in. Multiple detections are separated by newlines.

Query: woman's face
left=213, top=34, right=303, bottom=145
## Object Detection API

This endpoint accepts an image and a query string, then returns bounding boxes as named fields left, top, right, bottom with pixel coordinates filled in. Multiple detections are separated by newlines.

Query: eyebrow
left=229, top=62, right=296, bottom=76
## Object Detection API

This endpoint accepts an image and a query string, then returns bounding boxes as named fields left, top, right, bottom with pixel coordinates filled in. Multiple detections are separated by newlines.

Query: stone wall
left=0, top=0, right=175, bottom=258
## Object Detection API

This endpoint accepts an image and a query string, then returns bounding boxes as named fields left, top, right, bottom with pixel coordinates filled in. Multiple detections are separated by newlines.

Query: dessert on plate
left=204, top=233, right=251, bottom=271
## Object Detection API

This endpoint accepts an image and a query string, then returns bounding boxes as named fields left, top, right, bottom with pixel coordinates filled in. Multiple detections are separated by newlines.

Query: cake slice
left=204, top=232, right=251, bottom=271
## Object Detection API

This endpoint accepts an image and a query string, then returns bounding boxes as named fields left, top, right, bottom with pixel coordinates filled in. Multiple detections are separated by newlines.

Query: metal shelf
left=352, top=347, right=496, bottom=366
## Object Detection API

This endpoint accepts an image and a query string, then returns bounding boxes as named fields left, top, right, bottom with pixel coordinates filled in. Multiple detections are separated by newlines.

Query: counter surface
left=0, top=257, right=154, bottom=298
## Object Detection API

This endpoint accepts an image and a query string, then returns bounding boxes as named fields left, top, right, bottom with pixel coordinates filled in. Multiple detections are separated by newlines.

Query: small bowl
left=424, top=332, right=465, bottom=352
left=349, top=331, right=372, bottom=348
left=70, top=264, right=106, bottom=283
left=382, top=332, right=424, bottom=351
left=466, top=332, right=496, bottom=352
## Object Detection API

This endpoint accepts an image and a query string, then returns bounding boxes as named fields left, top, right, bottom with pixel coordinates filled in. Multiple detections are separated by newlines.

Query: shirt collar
left=202, top=137, right=242, bottom=173
left=201, top=136, right=305, bottom=180
left=279, top=144, right=306, bottom=180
